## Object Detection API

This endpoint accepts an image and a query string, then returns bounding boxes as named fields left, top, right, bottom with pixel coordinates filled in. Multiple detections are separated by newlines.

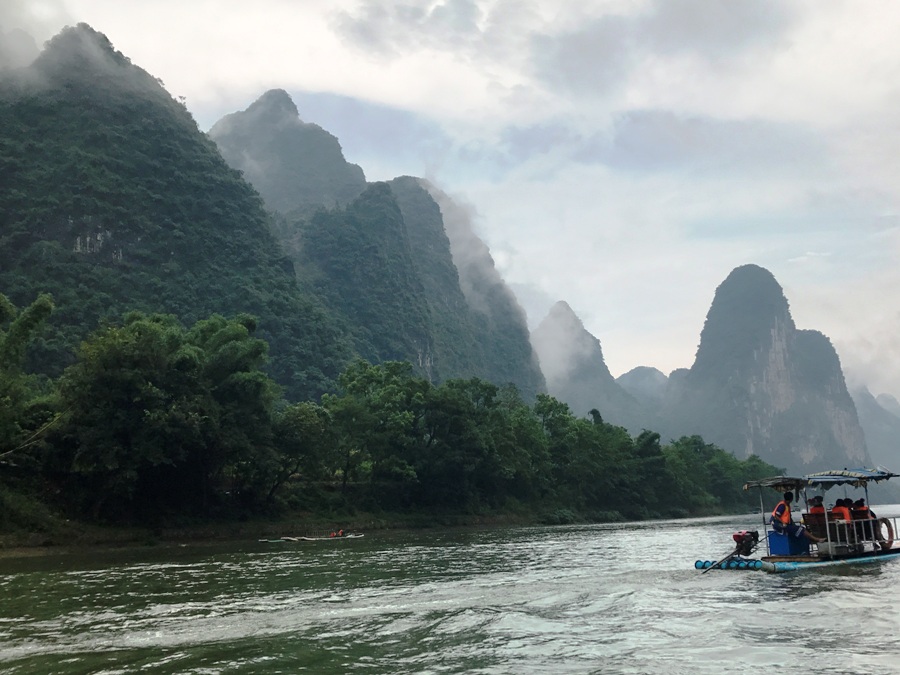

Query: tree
left=266, top=401, right=331, bottom=504
left=52, top=312, right=279, bottom=520
left=323, top=360, right=429, bottom=506
left=0, top=292, right=54, bottom=466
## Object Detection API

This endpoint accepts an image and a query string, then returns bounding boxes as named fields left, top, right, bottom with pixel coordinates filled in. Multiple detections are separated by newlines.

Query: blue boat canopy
left=805, top=468, right=897, bottom=489
left=743, top=467, right=897, bottom=492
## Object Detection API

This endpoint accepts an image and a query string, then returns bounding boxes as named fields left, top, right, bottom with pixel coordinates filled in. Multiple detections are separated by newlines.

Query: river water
left=2, top=509, right=900, bottom=675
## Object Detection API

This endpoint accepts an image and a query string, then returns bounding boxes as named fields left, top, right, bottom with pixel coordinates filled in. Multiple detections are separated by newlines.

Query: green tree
left=266, top=401, right=331, bottom=504
left=52, top=312, right=279, bottom=520
left=0, top=293, right=54, bottom=465
left=323, top=360, right=429, bottom=506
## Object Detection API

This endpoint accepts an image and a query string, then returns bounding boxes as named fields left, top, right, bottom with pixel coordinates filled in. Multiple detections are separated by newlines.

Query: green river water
left=2, top=510, right=900, bottom=674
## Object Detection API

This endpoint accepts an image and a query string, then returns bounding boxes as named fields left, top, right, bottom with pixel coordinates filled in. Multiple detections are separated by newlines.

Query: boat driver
left=771, top=491, right=824, bottom=543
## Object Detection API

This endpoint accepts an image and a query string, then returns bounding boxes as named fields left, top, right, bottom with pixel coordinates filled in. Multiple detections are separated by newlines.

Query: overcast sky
left=6, top=0, right=900, bottom=398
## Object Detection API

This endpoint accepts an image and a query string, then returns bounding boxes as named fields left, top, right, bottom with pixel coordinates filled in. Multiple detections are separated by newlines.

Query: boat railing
left=803, top=512, right=897, bottom=557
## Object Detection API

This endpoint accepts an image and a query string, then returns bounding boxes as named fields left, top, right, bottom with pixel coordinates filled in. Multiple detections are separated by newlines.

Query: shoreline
left=0, top=511, right=542, bottom=559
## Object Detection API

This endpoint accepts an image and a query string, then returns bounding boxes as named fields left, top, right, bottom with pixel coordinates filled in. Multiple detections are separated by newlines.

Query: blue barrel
left=695, top=560, right=704, bottom=569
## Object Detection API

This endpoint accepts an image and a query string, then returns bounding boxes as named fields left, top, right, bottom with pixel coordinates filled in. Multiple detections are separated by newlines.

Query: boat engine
left=732, top=530, right=759, bottom=556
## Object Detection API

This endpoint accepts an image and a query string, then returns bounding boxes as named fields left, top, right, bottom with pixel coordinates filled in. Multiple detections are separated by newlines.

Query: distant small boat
left=289, top=534, right=365, bottom=541
left=696, top=468, right=899, bottom=574
left=259, top=533, right=365, bottom=543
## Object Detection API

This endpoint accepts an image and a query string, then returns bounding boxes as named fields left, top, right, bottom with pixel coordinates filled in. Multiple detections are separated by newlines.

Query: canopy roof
left=743, top=468, right=897, bottom=492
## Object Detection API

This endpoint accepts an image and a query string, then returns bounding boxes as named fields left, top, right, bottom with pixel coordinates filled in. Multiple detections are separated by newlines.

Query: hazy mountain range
left=4, top=23, right=897, bottom=477
left=534, top=265, right=899, bottom=475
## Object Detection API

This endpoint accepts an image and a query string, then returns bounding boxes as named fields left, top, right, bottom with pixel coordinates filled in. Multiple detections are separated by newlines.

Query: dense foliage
left=0, top=293, right=780, bottom=532
left=291, top=183, right=435, bottom=369
left=0, top=24, right=351, bottom=401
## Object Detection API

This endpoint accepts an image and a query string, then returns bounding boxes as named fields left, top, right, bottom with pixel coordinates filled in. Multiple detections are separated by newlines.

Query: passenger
left=809, top=496, right=825, bottom=514
left=771, top=491, right=824, bottom=543
left=851, top=498, right=884, bottom=545
left=831, top=498, right=853, bottom=521
left=852, top=498, right=875, bottom=519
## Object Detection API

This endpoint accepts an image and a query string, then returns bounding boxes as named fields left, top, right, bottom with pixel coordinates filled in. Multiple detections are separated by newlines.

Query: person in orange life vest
left=851, top=498, right=875, bottom=519
left=809, top=495, right=825, bottom=514
left=771, top=491, right=823, bottom=542
left=830, top=498, right=853, bottom=521
left=851, top=498, right=884, bottom=543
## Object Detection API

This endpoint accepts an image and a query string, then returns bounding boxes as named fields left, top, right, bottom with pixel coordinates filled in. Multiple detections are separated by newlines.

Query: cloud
left=528, top=0, right=797, bottom=98
left=0, top=0, right=71, bottom=42
left=332, top=0, right=483, bottom=56
left=0, top=0, right=72, bottom=68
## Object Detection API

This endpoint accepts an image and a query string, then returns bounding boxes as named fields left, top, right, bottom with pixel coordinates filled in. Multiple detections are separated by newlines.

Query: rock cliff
left=658, top=264, right=869, bottom=472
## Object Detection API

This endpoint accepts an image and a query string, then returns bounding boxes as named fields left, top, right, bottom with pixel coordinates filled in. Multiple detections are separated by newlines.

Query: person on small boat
left=809, top=496, right=825, bottom=514
left=851, top=498, right=885, bottom=545
left=852, top=498, right=874, bottom=518
left=771, top=491, right=824, bottom=543
left=830, top=499, right=853, bottom=521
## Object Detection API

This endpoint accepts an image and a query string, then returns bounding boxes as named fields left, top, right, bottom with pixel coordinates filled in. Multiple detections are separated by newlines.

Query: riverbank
left=0, top=509, right=548, bottom=558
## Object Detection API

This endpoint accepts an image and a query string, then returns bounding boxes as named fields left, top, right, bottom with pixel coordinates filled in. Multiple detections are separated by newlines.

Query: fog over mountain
left=0, top=26, right=38, bottom=68
left=531, top=301, right=644, bottom=429
left=209, top=89, right=367, bottom=215
left=534, top=264, right=882, bottom=474
left=208, top=89, right=544, bottom=398
left=851, top=387, right=900, bottom=470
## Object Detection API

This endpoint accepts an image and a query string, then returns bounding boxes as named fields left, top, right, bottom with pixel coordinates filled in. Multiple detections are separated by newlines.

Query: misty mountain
left=0, top=24, right=351, bottom=400
left=209, top=89, right=367, bottom=215
left=616, top=366, right=668, bottom=412
left=290, top=181, right=437, bottom=373
left=851, top=387, right=900, bottom=470
left=209, top=91, right=545, bottom=398
left=0, top=26, right=38, bottom=69
left=420, top=181, right=545, bottom=398
left=876, top=393, right=900, bottom=418
left=532, top=301, right=645, bottom=430
left=657, top=264, right=870, bottom=473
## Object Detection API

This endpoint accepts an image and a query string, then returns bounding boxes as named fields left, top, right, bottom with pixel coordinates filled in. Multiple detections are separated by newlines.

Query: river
left=2, top=509, right=900, bottom=675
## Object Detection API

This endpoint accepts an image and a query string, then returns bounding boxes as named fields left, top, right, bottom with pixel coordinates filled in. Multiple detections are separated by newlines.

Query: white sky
left=6, top=0, right=900, bottom=398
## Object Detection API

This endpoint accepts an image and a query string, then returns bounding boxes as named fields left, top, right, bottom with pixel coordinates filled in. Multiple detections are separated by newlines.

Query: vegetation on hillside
left=1, top=293, right=780, bottom=535
left=0, top=24, right=352, bottom=402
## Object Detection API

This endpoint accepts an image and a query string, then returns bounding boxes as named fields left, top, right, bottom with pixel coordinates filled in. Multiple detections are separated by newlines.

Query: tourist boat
left=695, top=468, right=900, bottom=573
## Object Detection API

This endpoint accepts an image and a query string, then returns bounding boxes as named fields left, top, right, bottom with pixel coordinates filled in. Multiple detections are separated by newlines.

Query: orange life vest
left=772, top=500, right=791, bottom=525
left=852, top=505, right=870, bottom=519
left=810, top=505, right=825, bottom=514
left=831, top=506, right=852, bottom=521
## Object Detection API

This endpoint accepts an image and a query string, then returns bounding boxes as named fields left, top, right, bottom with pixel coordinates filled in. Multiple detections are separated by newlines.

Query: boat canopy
left=742, top=475, right=806, bottom=492
left=743, top=467, right=897, bottom=492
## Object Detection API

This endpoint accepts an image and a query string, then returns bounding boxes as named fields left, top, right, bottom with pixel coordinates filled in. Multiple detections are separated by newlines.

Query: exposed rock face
left=532, top=301, right=643, bottom=429
left=209, top=89, right=367, bottom=214
left=658, top=264, right=870, bottom=472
